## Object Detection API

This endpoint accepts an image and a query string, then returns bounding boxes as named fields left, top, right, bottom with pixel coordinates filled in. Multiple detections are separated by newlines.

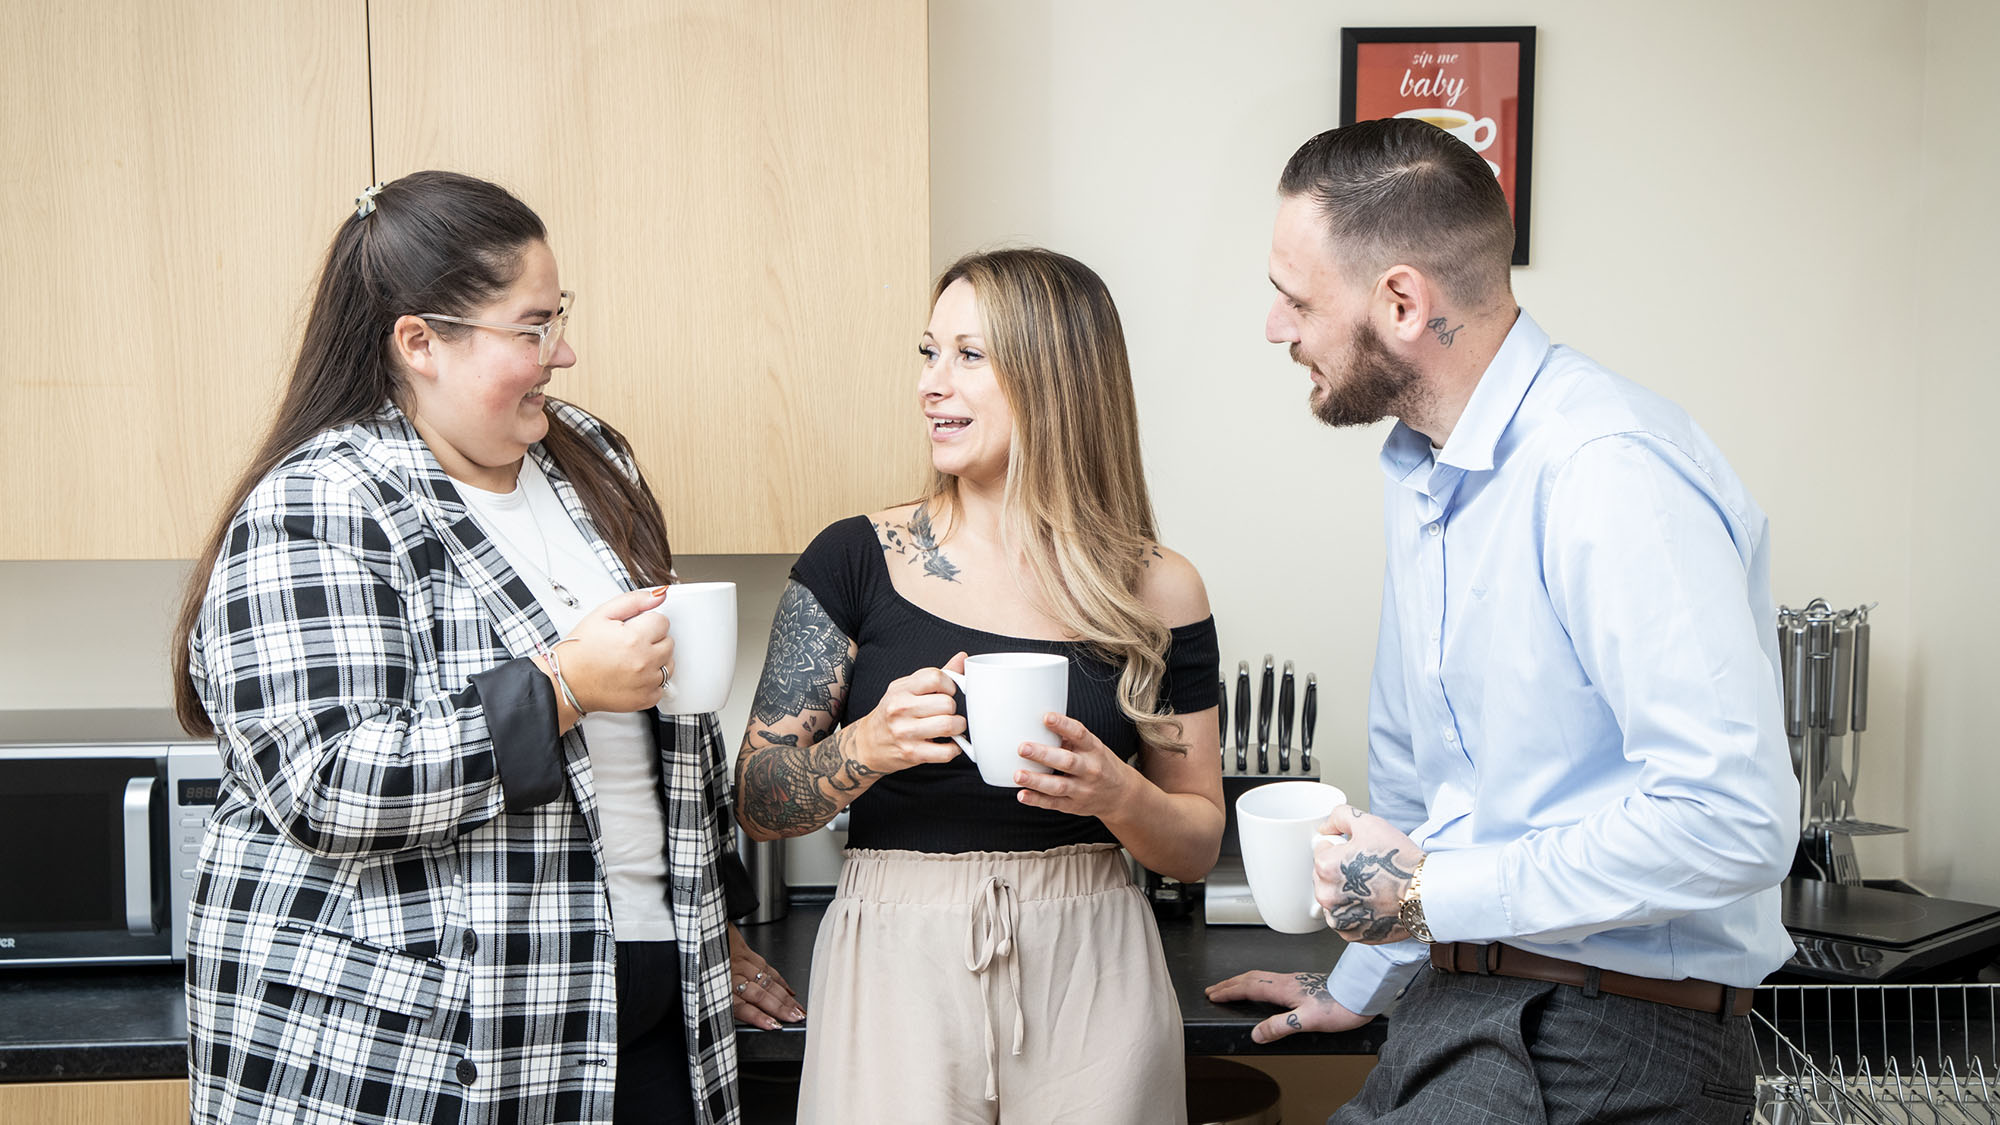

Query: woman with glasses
left=734, top=248, right=1225, bottom=1123
left=172, top=170, right=795, bottom=1125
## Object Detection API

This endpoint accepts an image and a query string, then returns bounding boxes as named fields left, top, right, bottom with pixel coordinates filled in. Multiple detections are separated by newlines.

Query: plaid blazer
left=186, top=401, right=744, bottom=1125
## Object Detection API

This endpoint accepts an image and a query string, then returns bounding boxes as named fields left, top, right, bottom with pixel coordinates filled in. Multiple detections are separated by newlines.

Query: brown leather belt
left=1429, top=942, right=1754, bottom=1018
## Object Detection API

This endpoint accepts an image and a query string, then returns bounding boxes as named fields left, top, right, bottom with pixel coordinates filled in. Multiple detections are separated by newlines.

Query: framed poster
left=1340, top=26, right=1536, bottom=265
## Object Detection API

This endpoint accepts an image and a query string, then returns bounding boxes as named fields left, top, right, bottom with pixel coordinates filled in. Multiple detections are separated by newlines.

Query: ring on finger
left=660, top=667, right=671, bottom=689
left=735, top=980, right=747, bottom=994
left=754, top=971, right=765, bottom=983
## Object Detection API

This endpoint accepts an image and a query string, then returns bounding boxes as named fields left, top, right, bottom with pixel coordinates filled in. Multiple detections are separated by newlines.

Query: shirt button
left=1430, top=629, right=1441, bottom=643
left=1443, top=730, right=1458, bottom=744
left=1427, top=523, right=1441, bottom=536
left=456, top=1059, right=478, bottom=1086
left=462, top=930, right=479, bottom=957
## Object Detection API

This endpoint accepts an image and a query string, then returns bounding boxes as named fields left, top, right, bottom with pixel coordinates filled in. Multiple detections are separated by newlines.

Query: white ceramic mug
left=650, top=581, right=737, bottom=715
left=940, top=652, right=1067, bottom=787
left=1394, top=106, right=1498, bottom=152
left=1236, top=780, right=1349, bottom=934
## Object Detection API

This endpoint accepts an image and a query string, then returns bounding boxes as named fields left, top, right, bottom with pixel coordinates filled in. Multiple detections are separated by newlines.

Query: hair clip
left=354, top=183, right=385, bottom=218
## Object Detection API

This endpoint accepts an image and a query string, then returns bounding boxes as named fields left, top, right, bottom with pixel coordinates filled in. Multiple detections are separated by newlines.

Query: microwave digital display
left=178, top=779, right=221, bottom=807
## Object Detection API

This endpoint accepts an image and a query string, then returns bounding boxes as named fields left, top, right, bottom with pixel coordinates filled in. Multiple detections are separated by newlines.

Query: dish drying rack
left=1754, top=983, right=1999, bottom=1123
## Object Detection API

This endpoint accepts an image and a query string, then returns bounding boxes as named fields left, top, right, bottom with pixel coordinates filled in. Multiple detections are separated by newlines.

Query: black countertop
left=0, top=902, right=1379, bottom=1083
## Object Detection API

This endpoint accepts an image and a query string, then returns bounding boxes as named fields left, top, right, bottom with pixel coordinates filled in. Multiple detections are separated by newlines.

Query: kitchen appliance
left=0, top=709, right=222, bottom=967
left=1205, top=655, right=1326, bottom=926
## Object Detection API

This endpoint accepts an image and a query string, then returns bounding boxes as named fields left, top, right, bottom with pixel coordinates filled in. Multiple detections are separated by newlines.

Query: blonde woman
left=733, top=248, right=1224, bottom=1123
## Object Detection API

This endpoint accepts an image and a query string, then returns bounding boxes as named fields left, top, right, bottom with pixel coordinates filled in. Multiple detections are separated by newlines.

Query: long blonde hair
left=927, top=248, right=1183, bottom=753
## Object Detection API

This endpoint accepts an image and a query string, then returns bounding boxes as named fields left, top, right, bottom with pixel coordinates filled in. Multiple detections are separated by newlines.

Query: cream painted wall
left=1907, top=0, right=2000, bottom=905
left=928, top=0, right=1931, bottom=882
left=4, top=0, right=1990, bottom=907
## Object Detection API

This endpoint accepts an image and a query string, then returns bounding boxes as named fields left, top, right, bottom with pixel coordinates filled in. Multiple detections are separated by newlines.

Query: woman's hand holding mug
left=850, top=652, right=969, bottom=773
left=554, top=587, right=677, bottom=714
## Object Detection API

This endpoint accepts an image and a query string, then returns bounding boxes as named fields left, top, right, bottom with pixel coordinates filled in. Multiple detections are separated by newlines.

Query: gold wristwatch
left=1398, top=854, right=1434, bottom=943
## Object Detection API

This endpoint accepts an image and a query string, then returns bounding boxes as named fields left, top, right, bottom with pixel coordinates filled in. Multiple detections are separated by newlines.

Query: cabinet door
left=368, top=0, right=931, bottom=554
left=0, top=2, right=372, bottom=559
left=0, top=1078, right=186, bottom=1125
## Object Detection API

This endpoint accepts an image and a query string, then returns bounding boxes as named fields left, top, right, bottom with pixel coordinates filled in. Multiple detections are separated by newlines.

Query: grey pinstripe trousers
left=1333, top=965, right=1756, bottom=1124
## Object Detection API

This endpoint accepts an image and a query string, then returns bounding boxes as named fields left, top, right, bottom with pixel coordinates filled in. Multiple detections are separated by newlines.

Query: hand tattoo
left=1293, top=973, right=1331, bottom=1002
left=1426, top=316, right=1462, bottom=348
left=877, top=506, right=960, bottom=582
left=1285, top=1013, right=1302, bottom=1030
left=1339, top=848, right=1415, bottom=898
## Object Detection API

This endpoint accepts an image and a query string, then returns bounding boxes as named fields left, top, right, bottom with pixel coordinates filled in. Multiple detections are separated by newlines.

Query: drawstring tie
left=964, top=874, right=1024, bottom=1102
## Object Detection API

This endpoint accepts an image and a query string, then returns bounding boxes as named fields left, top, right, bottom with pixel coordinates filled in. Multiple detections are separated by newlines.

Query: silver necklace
left=471, top=479, right=581, bottom=609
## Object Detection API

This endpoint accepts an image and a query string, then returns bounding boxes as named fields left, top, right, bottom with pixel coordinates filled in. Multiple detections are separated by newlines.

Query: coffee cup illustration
left=1395, top=107, right=1497, bottom=153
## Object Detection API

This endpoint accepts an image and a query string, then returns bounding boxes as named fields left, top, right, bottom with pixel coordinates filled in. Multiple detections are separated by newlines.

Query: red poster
left=1341, top=28, right=1537, bottom=264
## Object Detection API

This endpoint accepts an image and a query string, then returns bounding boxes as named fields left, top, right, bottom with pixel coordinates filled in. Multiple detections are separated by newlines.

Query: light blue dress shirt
left=1328, top=311, right=1800, bottom=1018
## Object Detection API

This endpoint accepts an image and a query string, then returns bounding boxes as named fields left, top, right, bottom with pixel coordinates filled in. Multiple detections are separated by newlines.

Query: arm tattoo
left=738, top=725, right=878, bottom=835
left=750, top=582, right=848, bottom=725
left=1425, top=316, right=1463, bottom=348
left=736, top=581, right=875, bottom=836
left=877, top=506, right=960, bottom=583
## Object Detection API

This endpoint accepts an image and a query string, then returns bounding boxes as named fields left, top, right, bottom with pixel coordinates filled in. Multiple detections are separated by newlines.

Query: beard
left=1298, top=319, right=1425, bottom=428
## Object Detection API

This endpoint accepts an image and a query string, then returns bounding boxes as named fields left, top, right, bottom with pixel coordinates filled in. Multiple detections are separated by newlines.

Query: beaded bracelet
left=546, top=638, right=587, bottom=717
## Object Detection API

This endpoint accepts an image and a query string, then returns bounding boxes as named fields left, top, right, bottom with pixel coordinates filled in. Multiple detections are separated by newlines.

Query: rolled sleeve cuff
left=1420, top=846, right=1512, bottom=944
left=470, top=656, right=564, bottom=811
left=1329, top=939, right=1429, bottom=1017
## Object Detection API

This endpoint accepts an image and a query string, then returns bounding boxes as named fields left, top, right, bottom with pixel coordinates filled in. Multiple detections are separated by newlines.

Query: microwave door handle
left=123, top=777, right=158, bottom=935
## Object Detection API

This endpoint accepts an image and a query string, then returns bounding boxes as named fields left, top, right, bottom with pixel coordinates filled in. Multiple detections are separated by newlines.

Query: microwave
left=0, top=710, right=223, bottom=967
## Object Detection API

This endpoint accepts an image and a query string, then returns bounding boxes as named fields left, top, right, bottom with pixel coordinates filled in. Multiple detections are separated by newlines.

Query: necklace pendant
left=552, top=581, right=579, bottom=609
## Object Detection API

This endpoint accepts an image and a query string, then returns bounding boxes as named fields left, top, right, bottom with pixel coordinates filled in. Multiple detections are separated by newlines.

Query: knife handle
left=1256, top=655, right=1274, bottom=744
left=1217, top=678, right=1228, bottom=756
left=1233, top=661, right=1251, bottom=772
left=1277, top=661, right=1295, bottom=772
left=1301, top=674, right=1317, bottom=773
left=1256, top=655, right=1274, bottom=773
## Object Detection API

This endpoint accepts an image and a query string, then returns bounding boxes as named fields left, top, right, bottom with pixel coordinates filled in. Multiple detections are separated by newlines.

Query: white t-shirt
left=457, top=458, right=676, bottom=943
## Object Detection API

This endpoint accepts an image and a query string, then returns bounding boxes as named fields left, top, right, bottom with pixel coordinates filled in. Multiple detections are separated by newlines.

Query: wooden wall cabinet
left=4, top=0, right=929, bottom=559
left=2, top=1, right=372, bottom=560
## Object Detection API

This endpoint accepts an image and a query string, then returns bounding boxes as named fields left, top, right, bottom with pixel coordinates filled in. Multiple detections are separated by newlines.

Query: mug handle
left=940, top=666, right=977, bottom=763
left=1467, top=117, right=1497, bottom=151
left=1305, top=832, right=1349, bottom=922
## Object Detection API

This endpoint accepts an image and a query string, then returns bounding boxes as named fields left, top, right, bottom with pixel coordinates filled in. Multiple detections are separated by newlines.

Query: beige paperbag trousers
left=796, top=844, right=1187, bottom=1125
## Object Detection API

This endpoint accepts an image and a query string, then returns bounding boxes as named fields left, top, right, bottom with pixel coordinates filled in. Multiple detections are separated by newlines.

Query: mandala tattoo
left=749, top=582, right=848, bottom=726
left=734, top=581, right=874, bottom=836
left=878, top=506, right=960, bottom=583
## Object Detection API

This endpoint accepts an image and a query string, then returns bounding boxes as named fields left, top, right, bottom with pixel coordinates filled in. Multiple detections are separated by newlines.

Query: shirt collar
left=1380, top=310, right=1550, bottom=480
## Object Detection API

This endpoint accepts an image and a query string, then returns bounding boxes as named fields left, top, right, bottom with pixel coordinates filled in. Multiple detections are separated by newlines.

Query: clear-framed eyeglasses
left=416, top=290, right=575, bottom=366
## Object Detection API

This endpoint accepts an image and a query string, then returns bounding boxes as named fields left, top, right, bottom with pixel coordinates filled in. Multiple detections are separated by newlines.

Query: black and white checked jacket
left=186, top=402, right=747, bottom=1125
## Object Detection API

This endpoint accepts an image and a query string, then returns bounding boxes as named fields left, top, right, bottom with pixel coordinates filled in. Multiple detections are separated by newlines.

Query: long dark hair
left=172, top=171, right=672, bottom=736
